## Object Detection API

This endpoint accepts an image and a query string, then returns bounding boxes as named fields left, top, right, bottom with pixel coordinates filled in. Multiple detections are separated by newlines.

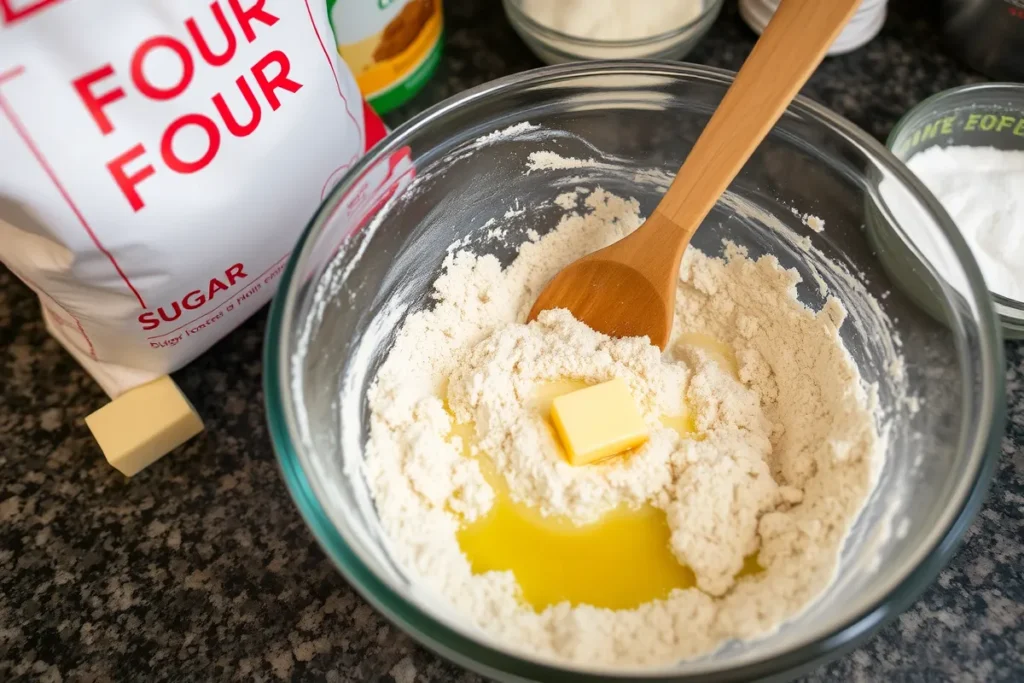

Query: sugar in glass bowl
left=265, top=63, right=1004, bottom=682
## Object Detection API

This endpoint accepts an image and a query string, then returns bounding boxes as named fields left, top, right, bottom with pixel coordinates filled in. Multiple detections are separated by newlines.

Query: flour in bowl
left=364, top=187, right=882, bottom=666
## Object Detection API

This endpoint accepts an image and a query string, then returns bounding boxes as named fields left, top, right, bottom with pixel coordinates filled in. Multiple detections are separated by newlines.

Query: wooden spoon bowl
left=529, top=211, right=684, bottom=348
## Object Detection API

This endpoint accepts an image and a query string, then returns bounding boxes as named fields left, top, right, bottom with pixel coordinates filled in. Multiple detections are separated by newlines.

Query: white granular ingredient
left=365, top=188, right=880, bottom=666
left=904, top=145, right=1024, bottom=301
left=520, top=0, right=703, bottom=41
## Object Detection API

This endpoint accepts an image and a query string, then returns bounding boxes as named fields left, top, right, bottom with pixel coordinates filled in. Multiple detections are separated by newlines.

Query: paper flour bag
left=0, top=0, right=387, bottom=397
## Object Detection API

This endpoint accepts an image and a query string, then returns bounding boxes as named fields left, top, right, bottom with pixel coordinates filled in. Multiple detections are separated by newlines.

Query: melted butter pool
left=452, top=420, right=697, bottom=611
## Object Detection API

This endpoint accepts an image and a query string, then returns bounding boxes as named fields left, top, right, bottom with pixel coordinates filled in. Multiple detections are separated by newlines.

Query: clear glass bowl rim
left=501, top=0, right=724, bottom=48
left=885, top=80, right=1024, bottom=315
left=264, top=61, right=1006, bottom=682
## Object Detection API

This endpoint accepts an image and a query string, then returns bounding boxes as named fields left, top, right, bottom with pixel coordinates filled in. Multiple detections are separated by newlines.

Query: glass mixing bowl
left=265, top=62, right=1005, bottom=681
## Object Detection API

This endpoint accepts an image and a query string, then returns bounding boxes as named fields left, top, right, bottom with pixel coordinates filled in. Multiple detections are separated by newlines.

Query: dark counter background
left=1, top=1, right=1022, bottom=681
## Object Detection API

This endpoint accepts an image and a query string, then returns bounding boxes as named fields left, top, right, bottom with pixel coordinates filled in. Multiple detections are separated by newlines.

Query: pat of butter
left=85, top=376, right=204, bottom=477
left=550, top=378, right=648, bottom=466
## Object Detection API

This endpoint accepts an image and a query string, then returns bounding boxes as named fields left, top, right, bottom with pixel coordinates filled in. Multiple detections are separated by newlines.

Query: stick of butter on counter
left=85, top=375, right=204, bottom=476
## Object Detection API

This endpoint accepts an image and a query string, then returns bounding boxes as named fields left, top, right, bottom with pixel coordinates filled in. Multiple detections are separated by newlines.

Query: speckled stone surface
left=1, top=1, right=1022, bottom=681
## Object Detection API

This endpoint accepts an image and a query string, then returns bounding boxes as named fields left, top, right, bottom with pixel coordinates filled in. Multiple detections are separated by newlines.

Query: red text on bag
left=70, top=0, right=303, bottom=212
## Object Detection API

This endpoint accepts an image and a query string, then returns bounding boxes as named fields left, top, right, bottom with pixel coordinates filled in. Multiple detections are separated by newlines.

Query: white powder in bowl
left=904, top=145, right=1024, bottom=302
left=520, top=0, right=704, bottom=41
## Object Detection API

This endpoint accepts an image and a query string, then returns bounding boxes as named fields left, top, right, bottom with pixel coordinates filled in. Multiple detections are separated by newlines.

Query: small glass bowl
left=883, top=82, right=1024, bottom=338
left=502, top=0, right=723, bottom=64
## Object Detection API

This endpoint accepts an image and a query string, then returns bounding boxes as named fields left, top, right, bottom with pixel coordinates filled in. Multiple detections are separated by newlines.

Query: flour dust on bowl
left=265, top=63, right=1004, bottom=681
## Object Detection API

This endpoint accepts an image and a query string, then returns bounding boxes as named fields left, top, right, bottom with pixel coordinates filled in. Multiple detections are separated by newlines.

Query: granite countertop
left=1, top=1, right=1022, bottom=681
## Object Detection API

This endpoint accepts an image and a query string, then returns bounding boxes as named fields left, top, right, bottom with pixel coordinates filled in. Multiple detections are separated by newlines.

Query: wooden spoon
left=527, top=0, right=862, bottom=349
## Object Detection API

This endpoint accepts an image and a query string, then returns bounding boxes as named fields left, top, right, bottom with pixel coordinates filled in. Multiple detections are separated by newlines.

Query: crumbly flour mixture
left=365, top=188, right=881, bottom=666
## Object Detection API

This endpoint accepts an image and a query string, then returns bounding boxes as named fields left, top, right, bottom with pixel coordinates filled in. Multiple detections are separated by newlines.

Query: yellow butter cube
left=85, top=376, right=204, bottom=477
left=550, top=378, right=649, bottom=466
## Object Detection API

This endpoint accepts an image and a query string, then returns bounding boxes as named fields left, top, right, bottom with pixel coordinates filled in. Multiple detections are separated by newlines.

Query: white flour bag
left=0, top=0, right=387, bottom=397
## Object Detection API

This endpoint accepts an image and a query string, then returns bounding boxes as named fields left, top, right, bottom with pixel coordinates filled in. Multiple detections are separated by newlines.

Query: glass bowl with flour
left=266, top=63, right=1004, bottom=681
left=502, top=0, right=723, bottom=63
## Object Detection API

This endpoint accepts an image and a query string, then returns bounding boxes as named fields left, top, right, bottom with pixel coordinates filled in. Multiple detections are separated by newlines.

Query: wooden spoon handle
left=653, top=0, right=862, bottom=238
